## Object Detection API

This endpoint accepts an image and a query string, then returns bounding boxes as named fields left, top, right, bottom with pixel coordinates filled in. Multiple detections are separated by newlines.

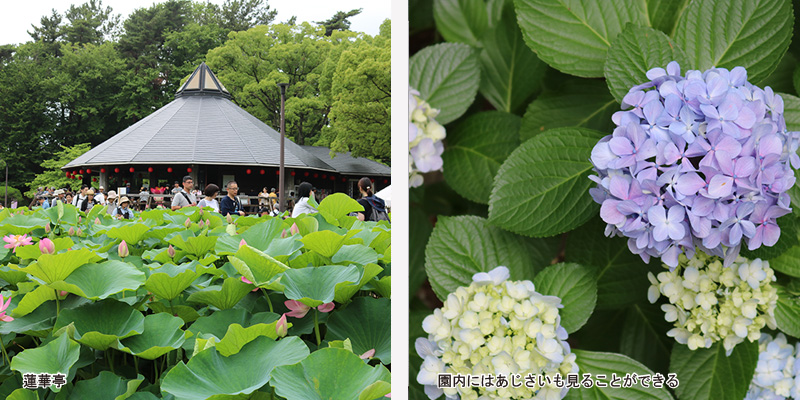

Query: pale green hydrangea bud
left=648, top=252, right=778, bottom=354
left=409, top=86, right=445, bottom=188
left=416, top=266, right=578, bottom=399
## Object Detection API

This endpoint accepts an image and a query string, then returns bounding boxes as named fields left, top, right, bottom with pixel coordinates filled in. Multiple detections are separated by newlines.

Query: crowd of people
left=23, top=176, right=389, bottom=222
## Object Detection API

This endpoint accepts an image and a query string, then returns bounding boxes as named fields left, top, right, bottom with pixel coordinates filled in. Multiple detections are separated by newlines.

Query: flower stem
left=313, top=309, right=321, bottom=346
left=0, top=337, right=10, bottom=367
left=54, top=290, right=60, bottom=317
left=261, top=288, right=273, bottom=313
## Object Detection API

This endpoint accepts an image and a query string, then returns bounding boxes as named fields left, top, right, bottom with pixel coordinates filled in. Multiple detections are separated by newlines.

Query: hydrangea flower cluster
left=409, top=87, right=446, bottom=188
left=590, top=61, right=799, bottom=268
left=416, top=267, right=578, bottom=400
left=745, top=333, right=800, bottom=399
left=647, top=252, right=777, bottom=353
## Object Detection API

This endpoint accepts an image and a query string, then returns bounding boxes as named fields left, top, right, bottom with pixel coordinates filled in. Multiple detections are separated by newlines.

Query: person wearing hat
left=95, top=186, right=106, bottom=205
left=268, top=188, right=278, bottom=208
left=79, top=189, right=97, bottom=212
left=53, top=189, right=66, bottom=205
left=105, top=191, right=118, bottom=215
left=112, top=197, right=134, bottom=219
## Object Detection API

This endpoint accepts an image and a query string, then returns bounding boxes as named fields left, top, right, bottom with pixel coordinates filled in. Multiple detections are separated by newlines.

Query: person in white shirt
left=171, top=176, right=197, bottom=210
left=72, top=185, right=89, bottom=207
left=197, top=184, right=220, bottom=212
left=95, top=186, right=106, bottom=205
left=291, top=182, right=318, bottom=218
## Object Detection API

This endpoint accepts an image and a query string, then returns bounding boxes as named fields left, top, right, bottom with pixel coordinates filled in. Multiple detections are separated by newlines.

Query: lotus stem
left=54, top=290, right=60, bottom=317
left=0, top=337, right=10, bottom=367
left=314, top=309, right=321, bottom=346
left=261, top=288, right=273, bottom=313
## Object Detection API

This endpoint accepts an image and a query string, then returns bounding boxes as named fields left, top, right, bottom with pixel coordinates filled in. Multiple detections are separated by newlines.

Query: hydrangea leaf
left=669, top=341, right=758, bottom=400
left=514, top=0, right=649, bottom=78
left=144, top=263, right=199, bottom=301
left=186, top=277, right=253, bottom=310
left=115, top=313, right=190, bottom=360
left=565, top=217, right=661, bottom=309
left=10, top=334, right=79, bottom=393
left=425, top=215, right=559, bottom=300
left=673, top=0, right=793, bottom=84
left=604, top=24, right=689, bottom=103
left=281, top=265, right=361, bottom=307
left=533, top=263, right=597, bottom=333
left=409, top=43, right=480, bottom=124
left=432, top=0, right=488, bottom=47
left=270, top=347, right=391, bottom=400
left=520, top=79, right=617, bottom=142
left=758, top=52, right=797, bottom=93
left=49, top=261, right=145, bottom=300
left=774, top=285, right=800, bottom=338
left=479, top=3, right=546, bottom=113
left=442, top=112, right=521, bottom=204
left=410, top=207, right=434, bottom=297
left=162, top=336, right=309, bottom=400
left=619, top=303, right=673, bottom=374
left=489, top=127, right=605, bottom=237
left=645, top=0, right=689, bottom=35
left=768, top=241, right=800, bottom=278
left=326, top=297, right=391, bottom=364
left=53, top=299, right=145, bottom=350
left=782, top=92, right=800, bottom=131
left=566, top=350, right=673, bottom=400
left=71, top=371, right=143, bottom=399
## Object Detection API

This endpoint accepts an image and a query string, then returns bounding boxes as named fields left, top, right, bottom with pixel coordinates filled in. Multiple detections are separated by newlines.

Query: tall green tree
left=62, top=0, right=120, bottom=45
left=316, top=9, right=362, bottom=36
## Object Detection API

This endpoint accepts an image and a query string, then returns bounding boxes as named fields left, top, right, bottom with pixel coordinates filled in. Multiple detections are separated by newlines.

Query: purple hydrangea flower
left=590, top=62, right=799, bottom=268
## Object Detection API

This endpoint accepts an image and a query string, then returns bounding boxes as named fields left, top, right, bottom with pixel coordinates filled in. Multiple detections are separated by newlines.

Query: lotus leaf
left=0, top=215, right=50, bottom=235
left=229, top=245, right=288, bottom=287
left=317, top=193, right=364, bottom=222
left=333, top=263, right=382, bottom=304
left=186, top=277, right=253, bottom=310
left=144, top=263, right=198, bottom=301
left=105, top=223, right=151, bottom=245
left=281, top=265, right=361, bottom=307
left=168, top=233, right=217, bottom=258
left=116, top=313, right=190, bottom=360
left=326, top=297, right=391, bottom=364
left=53, top=299, right=145, bottom=350
left=70, top=371, right=143, bottom=400
left=10, top=334, right=79, bottom=392
left=15, top=238, right=74, bottom=260
left=11, top=248, right=100, bottom=284
left=49, top=261, right=145, bottom=300
left=332, top=244, right=379, bottom=266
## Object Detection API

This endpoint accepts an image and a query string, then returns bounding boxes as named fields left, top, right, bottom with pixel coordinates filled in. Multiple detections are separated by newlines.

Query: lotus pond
left=0, top=193, right=391, bottom=399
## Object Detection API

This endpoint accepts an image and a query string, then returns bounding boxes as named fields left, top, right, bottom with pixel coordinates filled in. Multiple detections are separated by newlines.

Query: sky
left=0, top=0, right=391, bottom=46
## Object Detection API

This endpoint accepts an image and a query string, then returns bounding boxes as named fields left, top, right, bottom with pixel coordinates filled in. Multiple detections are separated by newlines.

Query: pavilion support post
left=99, top=169, right=108, bottom=191
left=278, top=83, right=289, bottom=213
left=190, top=164, right=199, bottom=188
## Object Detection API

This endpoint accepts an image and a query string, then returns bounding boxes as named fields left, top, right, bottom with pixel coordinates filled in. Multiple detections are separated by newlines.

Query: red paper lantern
left=260, top=169, right=265, bottom=175
left=86, top=169, right=91, bottom=174
left=114, top=168, right=120, bottom=173
left=371, top=179, right=375, bottom=183
left=304, top=172, right=309, bottom=177
left=167, top=167, right=173, bottom=173
left=246, top=169, right=252, bottom=174
left=100, top=168, right=106, bottom=173
left=275, top=170, right=280, bottom=175
left=148, top=167, right=153, bottom=172
left=187, top=167, right=192, bottom=173
left=290, top=171, right=296, bottom=176
left=330, top=176, right=335, bottom=181
left=342, top=178, right=346, bottom=182
left=128, top=167, right=134, bottom=173
left=79, top=169, right=83, bottom=174
left=65, top=171, right=70, bottom=177
left=322, top=174, right=327, bottom=179
left=92, top=178, right=97, bottom=182
left=314, top=173, right=319, bottom=178
left=383, top=179, right=388, bottom=184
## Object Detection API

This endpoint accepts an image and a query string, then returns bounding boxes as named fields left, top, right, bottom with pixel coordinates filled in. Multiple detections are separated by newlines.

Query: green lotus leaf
left=116, top=313, right=190, bottom=360
left=214, top=321, right=287, bottom=356
left=334, top=263, right=382, bottom=304
left=0, top=215, right=50, bottom=235
left=326, top=297, right=391, bottom=364
left=14, top=238, right=74, bottom=260
left=10, top=334, right=80, bottom=392
left=292, top=214, right=319, bottom=235
left=0, top=265, right=28, bottom=287
left=229, top=245, right=289, bottom=287
left=105, top=223, right=151, bottom=245
left=270, top=347, right=391, bottom=400
left=7, top=388, right=39, bottom=400
left=281, top=265, right=361, bottom=307
left=186, top=277, right=253, bottom=310
left=332, top=244, right=378, bottom=266
left=145, top=263, right=198, bottom=301
left=53, top=299, right=145, bottom=350
left=143, top=225, right=184, bottom=241
left=12, top=285, right=56, bottom=317
left=300, top=231, right=346, bottom=258
left=348, top=224, right=382, bottom=246
left=317, top=193, right=364, bottom=223
left=147, top=303, right=200, bottom=324
left=237, top=219, right=286, bottom=250
left=0, top=301, right=57, bottom=335
left=10, top=248, right=101, bottom=285
left=289, top=251, right=330, bottom=269
left=372, top=276, right=391, bottom=299
left=71, top=371, right=144, bottom=400
left=161, top=336, right=309, bottom=400
left=168, top=232, right=218, bottom=258
left=49, top=261, right=145, bottom=300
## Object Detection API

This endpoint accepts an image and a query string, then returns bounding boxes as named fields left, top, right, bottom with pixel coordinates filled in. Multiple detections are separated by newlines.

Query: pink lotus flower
left=275, top=314, right=288, bottom=337
left=76, top=228, right=83, bottom=236
left=317, top=302, right=335, bottom=313
left=198, top=220, right=205, bottom=229
left=290, top=223, right=299, bottom=235
left=94, top=217, right=101, bottom=225
left=3, top=234, right=33, bottom=253
left=240, top=276, right=258, bottom=292
left=284, top=300, right=311, bottom=318
left=184, top=218, right=191, bottom=228
left=167, top=244, right=176, bottom=258
left=67, top=227, right=75, bottom=236
left=44, top=223, right=50, bottom=233
left=205, top=219, right=210, bottom=226
left=39, top=238, right=55, bottom=255
left=198, top=208, right=204, bottom=216
left=78, top=216, right=82, bottom=224
left=360, top=348, right=375, bottom=359
left=58, top=290, right=68, bottom=297
left=0, top=294, right=13, bottom=322
left=239, top=239, right=247, bottom=248
left=118, top=240, right=129, bottom=258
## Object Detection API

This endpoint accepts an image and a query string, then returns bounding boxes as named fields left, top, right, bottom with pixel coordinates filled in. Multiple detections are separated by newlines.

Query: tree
left=191, top=0, right=277, bottom=32
left=316, top=9, right=362, bottom=36
left=26, top=144, right=92, bottom=197
left=62, top=0, right=120, bottom=45
left=321, top=20, right=391, bottom=164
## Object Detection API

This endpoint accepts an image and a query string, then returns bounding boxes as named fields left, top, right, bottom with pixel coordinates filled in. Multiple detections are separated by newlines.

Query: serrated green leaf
left=567, top=350, right=673, bottom=400
left=533, top=263, right=597, bottom=333
left=520, top=79, right=617, bottom=141
left=479, top=3, right=545, bottom=113
left=670, top=341, right=758, bottom=400
left=758, top=52, right=796, bottom=93
left=673, top=0, right=793, bottom=84
left=410, top=208, right=434, bottom=297
left=604, top=25, right=689, bottom=103
left=782, top=92, right=800, bottom=131
left=645, top=0, right=689, bottom=36
left=620, top=303, right=673, bottom=374
left=433, top=0, right=488, bottom=47
left=409, top=43, right=480, bottom=124
left=514, top=0, right=649, bottom=77
left=770, top=244, right=800, bottom=278
left=424, top=215, right=559, bottom=300
left=775, top=285, right=800, bottom=338
left=489, top=127, right=605, bottom=237
left=442, top=112, right=521, bottom=204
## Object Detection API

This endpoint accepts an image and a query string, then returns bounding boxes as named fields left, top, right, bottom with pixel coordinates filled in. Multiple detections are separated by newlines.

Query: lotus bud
left=290, top=223, right=299, bottom=235
left=205, top=219, right=210, bottom=226
left=276, top=314, right=288, bottom=338
left=360, top=348, right=376, bottom=359
left=39, top=238, right=55, bottom=255
left=94, top=217, right=101, bottom=225
left=59, top=290, right=68, bottom=297
left=118, top=240, right=129, bottom=258
left=226, top=214, right=233, bottom=224
left=76, top=228, right=83, bottom=236
left=184, top=218, right=191, bottom=228
left=281, top=229, right=287, bottom=238
left=317, top=302, right=335, bottom=313
left=198, top=220, right=205, bottom=229
left=168, top=244, right=176, bottom=258
left=239, top=239, right=247, bottom=248
left=199, top=208, right=204, bottom=216
left=78, top=216, right=82, bottom=224
left=44, top=223, right=50, bottom=233
left=68, top=227, right=75, bottom=236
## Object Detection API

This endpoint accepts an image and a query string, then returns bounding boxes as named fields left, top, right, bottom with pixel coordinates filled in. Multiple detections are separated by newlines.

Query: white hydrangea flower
left=746, top=333, right=800, bottom=400
left=416, top=266, right=578, bottom=399
left=409, top=86, right=446, bottom=188
left=648, top=252, right=777, bottom=353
